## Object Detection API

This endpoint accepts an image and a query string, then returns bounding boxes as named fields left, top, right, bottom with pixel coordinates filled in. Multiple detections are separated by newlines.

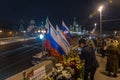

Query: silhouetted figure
left=106, top=41, right=119, bottom=77
left=79, top=38, right=99, bottom=80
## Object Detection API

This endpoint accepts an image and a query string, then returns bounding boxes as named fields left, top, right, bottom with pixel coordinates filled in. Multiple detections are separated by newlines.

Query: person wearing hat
left=79, top=38, right=99, bottom=80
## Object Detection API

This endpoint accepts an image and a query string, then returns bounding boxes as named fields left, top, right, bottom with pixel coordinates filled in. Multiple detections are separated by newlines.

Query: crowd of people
left=78, top=36, right=120, bottom=80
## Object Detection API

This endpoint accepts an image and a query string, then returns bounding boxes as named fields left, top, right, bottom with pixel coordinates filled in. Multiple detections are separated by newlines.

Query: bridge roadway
left=0, top=37, right=36, bottom=45
left=0, top=39, right=42, bottom=80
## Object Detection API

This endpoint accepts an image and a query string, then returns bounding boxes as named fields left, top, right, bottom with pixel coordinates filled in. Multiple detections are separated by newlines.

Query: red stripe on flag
left=50, top=47, right=63, bottom=60
left=43, top=39, right=51, bottom=50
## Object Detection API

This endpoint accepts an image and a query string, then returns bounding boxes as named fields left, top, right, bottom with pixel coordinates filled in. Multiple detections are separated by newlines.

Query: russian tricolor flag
left=61, top=21, right=72, bottom=44
left=43, top=19, right=68, bottom=59
left=56, top=25, right=70, bottom=53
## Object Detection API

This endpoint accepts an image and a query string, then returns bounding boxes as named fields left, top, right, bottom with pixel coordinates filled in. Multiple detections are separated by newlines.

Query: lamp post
left=98, top=6, right=103, bottom=37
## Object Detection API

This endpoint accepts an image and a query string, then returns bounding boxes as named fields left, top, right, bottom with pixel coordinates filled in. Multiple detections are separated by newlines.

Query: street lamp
left=98, top=5, right=103, bottom=37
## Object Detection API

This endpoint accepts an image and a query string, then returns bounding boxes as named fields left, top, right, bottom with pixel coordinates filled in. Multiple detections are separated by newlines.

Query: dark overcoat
left=106, top=45, right=119, bottom=73
left=80, top=45, right=99, bottom=68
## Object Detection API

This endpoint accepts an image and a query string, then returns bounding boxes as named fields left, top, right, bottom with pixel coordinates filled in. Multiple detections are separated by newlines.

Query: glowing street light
left=94, top=23, right=97, bottom=27
left=0, top=30, right=2, bottom=33
left=98, top=5, right=103, bottom=37
left=38, top=30, right=41, bottom=33
left=9, top=31, right=12, bottom=35
left=98, top=6, right=103, bottom=12
left=41, top=29, right=46, bottom=34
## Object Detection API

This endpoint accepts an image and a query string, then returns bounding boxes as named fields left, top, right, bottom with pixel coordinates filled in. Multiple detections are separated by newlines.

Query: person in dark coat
left=100, top=41, right=107, bottom=57
left=117, top=44, right=120, bottom=70
left=106, top=42, right=119, bottom=77
left=79, top=38, right=99, bottom=80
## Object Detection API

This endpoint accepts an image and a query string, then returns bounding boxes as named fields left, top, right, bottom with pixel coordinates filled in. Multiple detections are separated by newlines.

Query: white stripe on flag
left=49, top=22, right=68, bottom=55
left=56, top=25, right=70, bottom=54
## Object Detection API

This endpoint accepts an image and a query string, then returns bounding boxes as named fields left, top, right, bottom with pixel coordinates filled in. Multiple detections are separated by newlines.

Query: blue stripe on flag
left=48, top=33, right=66, bottom=55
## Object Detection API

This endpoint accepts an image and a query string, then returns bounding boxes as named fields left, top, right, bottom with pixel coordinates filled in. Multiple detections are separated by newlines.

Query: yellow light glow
left=109, top=0, right=112, bottom=4
left=9, top=31, right=12, bottom=35
left=0, top=30, right=2, bottom=33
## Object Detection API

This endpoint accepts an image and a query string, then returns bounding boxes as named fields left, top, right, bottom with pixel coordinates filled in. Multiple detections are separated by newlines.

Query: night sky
left=0, top=0, right=120, bottom=30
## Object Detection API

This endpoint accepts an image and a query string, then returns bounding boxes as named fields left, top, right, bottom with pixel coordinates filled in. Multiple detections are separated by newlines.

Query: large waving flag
left=45, top=17, right=49, bottom=33
left=43, top=19, right=68, bottom=59
left=56, top=25, right=70, bottom=54
left=43, top=18, right=51, bottom=50
left=61, top=21, right=72, bottom=44
left=49, top=22, right=67, bottom=55
left=44, top=22, right=62, bottom=59
left=56, top=25, right=70, bottom=47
